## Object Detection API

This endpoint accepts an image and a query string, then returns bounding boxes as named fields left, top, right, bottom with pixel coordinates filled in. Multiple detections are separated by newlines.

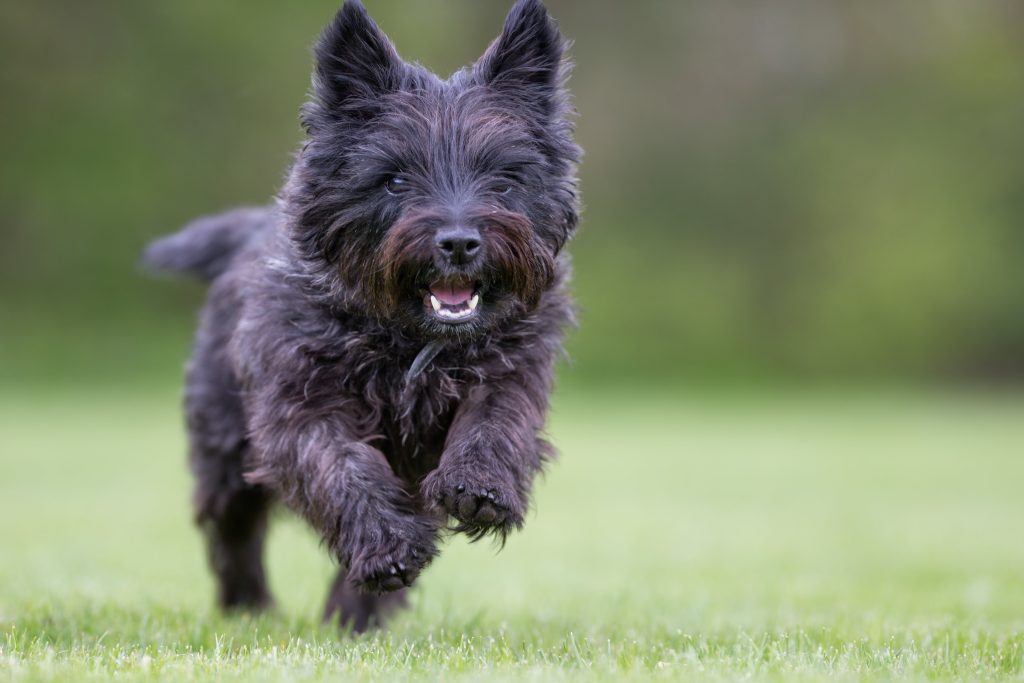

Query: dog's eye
left=384, top=175, right=408, bottom=195
left=495, top=182, right=513, bottom=196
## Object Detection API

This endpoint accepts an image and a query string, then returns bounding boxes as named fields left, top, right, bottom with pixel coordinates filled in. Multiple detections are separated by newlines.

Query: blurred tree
left=1, top=0, right=1022, bottom=385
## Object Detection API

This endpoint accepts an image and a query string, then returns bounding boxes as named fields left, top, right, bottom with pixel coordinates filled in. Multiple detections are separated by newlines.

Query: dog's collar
left=403, top=340, right=445, bottom=388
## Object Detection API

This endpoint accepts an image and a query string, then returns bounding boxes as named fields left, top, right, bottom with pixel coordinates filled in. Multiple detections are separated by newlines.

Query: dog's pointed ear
left=475, top=0, right=567, bottom=114
left=309, top=0, right=404, bottom=121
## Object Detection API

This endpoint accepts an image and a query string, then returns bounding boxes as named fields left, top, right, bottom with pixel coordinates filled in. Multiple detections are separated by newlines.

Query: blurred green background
left=3, top=0, right=1023, bottom=388
left=3, top=4, right=1024, bottom=680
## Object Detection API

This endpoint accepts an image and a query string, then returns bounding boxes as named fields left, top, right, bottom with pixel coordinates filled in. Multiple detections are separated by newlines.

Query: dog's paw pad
left=439, top=485, right=520, bottom=534
left=352, top=560, right=413, bottom=594
left=422, top=468, right=525, bottom=539
left=347, top=537, right=436, bottom=594
left=377, top=564, right=408, bottom=592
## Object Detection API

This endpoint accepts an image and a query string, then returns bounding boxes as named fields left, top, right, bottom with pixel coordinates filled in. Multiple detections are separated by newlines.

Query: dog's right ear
left=475, top=0, right=567, bottom=118
left=307, top=0, right=404, bottom=125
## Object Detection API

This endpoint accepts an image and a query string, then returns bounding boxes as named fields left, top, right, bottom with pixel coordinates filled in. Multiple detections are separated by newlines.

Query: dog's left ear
left=308, top=0, right=405, bottom=125
left=475, top=0, right=567, bottom=117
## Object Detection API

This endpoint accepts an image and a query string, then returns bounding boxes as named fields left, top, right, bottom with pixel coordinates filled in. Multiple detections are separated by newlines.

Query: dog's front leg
left=247, top=405, right=439, bottom=592
left=422, top=375, right=553, bottom=541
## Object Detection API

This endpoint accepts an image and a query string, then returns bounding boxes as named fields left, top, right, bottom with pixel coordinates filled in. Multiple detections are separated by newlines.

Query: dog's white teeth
left=428, top=290, right=479, bottom=322
left=435, top=306, right=474, bottom=320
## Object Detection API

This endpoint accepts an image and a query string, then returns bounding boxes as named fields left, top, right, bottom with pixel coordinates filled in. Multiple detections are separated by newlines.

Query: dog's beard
left=362, top=207, right=556, bottom=338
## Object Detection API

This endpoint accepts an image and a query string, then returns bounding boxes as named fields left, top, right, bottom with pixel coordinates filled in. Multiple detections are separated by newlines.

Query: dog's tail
left=141, top=206, right=273, bottom=282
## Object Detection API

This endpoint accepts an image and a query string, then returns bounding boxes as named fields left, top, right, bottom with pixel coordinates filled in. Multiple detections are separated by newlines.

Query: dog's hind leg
left=322, top=568, right=408, bottom=633
left=186, top=284, right=273, bottom=611
left=194, top=450, right=273, bottom=611
left=189, top=401, right=274, bottom=611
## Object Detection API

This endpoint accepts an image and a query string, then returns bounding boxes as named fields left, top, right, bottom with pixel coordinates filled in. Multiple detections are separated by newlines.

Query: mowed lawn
left=1, top=387, right=1023, bottom=681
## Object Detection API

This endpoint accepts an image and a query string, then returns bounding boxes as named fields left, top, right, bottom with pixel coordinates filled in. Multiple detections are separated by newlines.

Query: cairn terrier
left=144, top=0, right=580, bottom=632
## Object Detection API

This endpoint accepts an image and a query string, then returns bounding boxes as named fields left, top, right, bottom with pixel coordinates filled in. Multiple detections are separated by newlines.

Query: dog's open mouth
left=424, top=275, right=481, bottom=323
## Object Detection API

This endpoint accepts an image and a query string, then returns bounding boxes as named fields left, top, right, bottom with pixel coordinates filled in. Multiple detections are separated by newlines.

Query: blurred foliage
left=1, top=0, right=1023, bottom=385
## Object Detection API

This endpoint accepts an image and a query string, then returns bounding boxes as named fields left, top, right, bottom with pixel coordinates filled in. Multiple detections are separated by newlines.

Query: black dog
left=144, top=0, right=580, bottom=632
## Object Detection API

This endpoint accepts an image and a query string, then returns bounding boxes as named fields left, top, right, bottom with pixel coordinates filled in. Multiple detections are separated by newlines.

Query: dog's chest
left=317, top=328, right=492, bottom=482
left=377, top=373, right=462, bottom=483
left=334, top=351, right=465, bottom=482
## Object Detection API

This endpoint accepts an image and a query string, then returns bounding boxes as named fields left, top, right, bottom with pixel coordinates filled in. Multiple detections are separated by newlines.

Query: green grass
left=2, top=387, right=1023, bottom=681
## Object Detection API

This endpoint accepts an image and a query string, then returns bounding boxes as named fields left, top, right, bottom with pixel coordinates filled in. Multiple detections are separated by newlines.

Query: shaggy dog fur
left=144, top=0, right=580, bottom=633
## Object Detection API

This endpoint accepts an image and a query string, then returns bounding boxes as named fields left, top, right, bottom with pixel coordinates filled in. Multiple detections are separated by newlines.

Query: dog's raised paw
left=347, top=538, right=434, bottom=594
left=452, top=486, right=503, bottom=525
left=354, top=561, right=410, bottom=593
left=424, top=473, right=524, bottom=540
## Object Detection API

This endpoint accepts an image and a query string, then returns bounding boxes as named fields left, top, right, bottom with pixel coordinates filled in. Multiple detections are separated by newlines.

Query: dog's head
left=286, top=0, right=580, bottom=339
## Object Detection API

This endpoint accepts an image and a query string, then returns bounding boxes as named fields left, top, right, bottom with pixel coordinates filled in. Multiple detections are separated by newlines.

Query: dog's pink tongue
left=430, top=283, right=474, bottom=306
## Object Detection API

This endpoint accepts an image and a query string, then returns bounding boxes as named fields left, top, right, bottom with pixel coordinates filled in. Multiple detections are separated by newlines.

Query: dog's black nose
left=435, top=226, right=481, bottom=265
